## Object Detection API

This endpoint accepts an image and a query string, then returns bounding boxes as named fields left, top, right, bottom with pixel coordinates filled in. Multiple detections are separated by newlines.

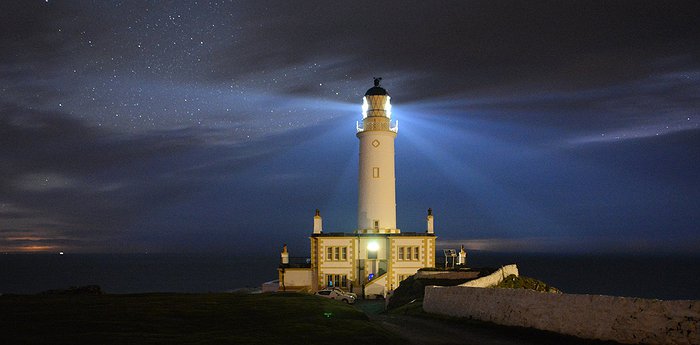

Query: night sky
left=1, top=1, right=699, bottom=255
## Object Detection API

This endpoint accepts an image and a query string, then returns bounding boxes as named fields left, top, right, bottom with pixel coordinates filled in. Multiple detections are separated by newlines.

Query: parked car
left=315, top=288, right=356, bottom=304
left=329, top=287, right=357, bottom=299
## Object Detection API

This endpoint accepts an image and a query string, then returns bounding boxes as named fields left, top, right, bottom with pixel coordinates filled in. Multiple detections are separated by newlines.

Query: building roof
left=311, top=232, right=435, bottom=237
left=364, top=86, right=389, bottom=96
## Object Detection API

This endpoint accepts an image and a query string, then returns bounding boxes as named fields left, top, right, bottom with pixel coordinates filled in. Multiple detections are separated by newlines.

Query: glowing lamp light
left=361, top=97, right=369, bottom=118
left=385, top=97, right=392, bottom=118
left=367, top=241, right=380, bottom=252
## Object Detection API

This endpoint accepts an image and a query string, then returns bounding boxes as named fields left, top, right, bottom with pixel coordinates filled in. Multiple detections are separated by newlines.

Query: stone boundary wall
left=423, top=286, right=699, bottom=345
left=459, top=264, right=519, bottom=288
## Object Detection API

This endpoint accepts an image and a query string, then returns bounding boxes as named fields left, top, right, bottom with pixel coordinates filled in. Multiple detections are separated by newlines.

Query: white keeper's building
left=278, top=79, right=436, bottom=298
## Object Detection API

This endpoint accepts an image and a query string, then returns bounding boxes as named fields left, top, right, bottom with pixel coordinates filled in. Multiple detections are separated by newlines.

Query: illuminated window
left=326, top=274, right=348, bottom=288
left=373, top=167, right=379, bottom=178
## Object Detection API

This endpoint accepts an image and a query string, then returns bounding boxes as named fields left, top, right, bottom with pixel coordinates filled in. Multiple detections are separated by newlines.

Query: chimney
left=313, top=209, right=323, bottom=234
left=426, top=208, right=434, bottom=234
left=280, top=244, right=289, bottom=264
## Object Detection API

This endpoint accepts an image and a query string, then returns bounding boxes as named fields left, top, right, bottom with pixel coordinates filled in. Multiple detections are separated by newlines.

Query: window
left=373, top=167, right=380, bottom=178
left=398, top=246, right=421, bottom=261
left=373, top=220, right=379, bottom=230
left=326, top=274, right=348, bottom=288
left=368, top=250, right=377, bottom=260
left=325, top=246, right=348, bottom=261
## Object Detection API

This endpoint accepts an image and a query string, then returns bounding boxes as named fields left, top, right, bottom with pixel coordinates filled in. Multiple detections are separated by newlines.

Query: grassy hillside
left=495, top=274, right=561, bottom=293
left=0, top=293, right=401, bottom=345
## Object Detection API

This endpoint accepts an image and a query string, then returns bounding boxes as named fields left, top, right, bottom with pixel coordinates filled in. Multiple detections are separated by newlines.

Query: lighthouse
left=278, top=79, right=436, bottom=297
left=356, top=78, right=399, bottom=234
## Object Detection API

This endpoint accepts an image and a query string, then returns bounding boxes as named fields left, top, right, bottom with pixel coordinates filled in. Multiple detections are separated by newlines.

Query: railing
left=365, top=272, right=387, bottom=287
left=280, top=257, right=311, bottom=268
left=435, top=256, right=459, bottom=268
left=356, top=120, right=398, bottom=133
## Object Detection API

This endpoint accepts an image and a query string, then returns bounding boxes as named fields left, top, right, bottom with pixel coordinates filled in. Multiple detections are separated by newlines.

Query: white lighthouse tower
left=356, top=78, right=399, bottom=234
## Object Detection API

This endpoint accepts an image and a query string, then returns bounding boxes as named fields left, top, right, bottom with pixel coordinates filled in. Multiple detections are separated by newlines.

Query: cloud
left=565, top=70, right=700, bottom=144
left=210, top=2, right=700, bottom=96
left=14, top=173, right=77, bottom=191
left=568, top=120, right=699, bottom=145
left=0, top=105, right=308, bottom=252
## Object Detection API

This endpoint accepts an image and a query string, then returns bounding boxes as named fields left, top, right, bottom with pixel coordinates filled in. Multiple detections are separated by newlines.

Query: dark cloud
left=214, top=2, right=700, bottom=95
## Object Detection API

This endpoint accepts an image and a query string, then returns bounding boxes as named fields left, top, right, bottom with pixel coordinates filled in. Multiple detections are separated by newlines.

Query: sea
left=1, top=252, right=699, bottom=300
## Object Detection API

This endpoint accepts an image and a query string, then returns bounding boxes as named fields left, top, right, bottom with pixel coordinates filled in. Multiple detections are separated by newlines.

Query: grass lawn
left=0, top=292, right=402, bottom=345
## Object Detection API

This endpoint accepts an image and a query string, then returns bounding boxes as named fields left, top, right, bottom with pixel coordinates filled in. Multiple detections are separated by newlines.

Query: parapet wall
left=423, top=286, right=699, bottom=345
left=459, top=264, right=519, bottom=287
left=414, top=270, right=480, bottom=280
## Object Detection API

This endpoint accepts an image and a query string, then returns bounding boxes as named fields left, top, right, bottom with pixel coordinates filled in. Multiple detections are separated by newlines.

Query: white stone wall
left=365, top=274, right=387, bottom=298
left=424, top=286, right=700, bottom=345
left=280, top=268, right=312, bottom=290
left=459, top=264, right=519, bottom=287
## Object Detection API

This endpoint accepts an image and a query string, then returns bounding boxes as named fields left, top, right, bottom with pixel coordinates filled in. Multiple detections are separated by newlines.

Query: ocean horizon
left=1, top=252, right=698, bottom=300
